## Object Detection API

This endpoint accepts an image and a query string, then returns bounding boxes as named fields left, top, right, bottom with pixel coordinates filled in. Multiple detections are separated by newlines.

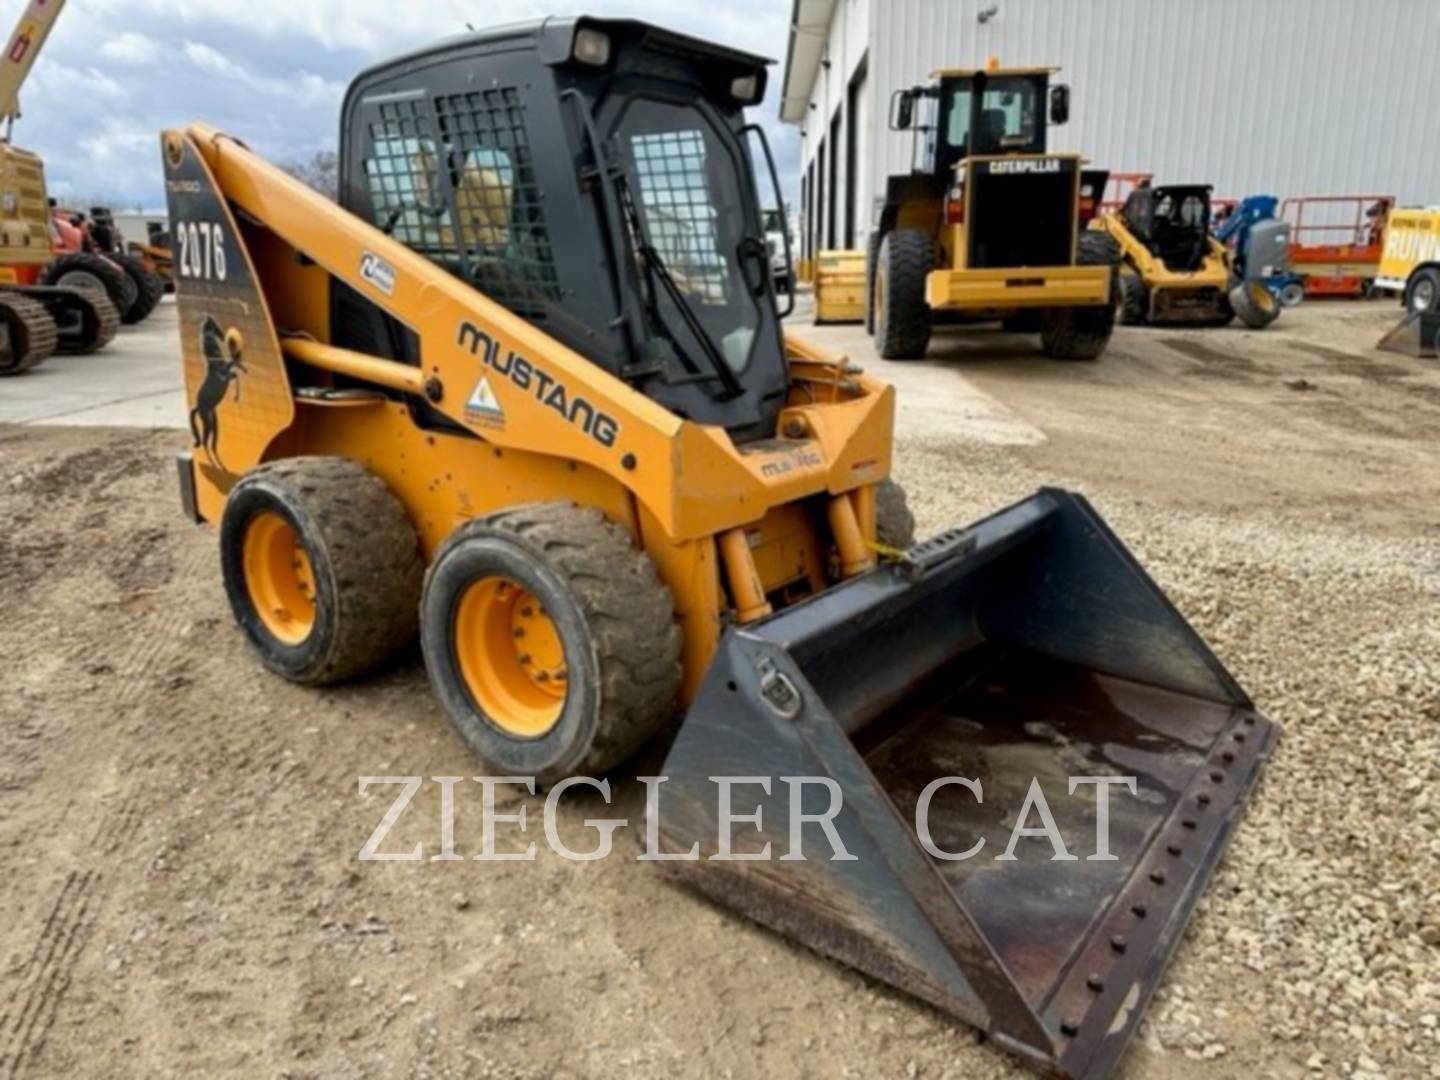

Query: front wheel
left=420, top=502, right=682, bottom=785
left=1404, top=268, right=1440, bottom=314
left=1278, top=280, right=1306, bottom=308
left=874, top=229, right=933, bottom=360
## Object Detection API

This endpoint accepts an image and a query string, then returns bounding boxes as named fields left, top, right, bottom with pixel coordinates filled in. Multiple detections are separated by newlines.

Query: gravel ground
left=0, top=300, right=1437, bottom=1078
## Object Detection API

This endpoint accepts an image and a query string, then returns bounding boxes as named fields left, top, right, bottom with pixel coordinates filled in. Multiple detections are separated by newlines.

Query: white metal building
left=780, top=0, right=1440, bottom=261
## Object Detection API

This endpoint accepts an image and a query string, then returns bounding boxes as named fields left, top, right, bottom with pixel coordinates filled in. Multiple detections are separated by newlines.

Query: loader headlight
left=573, top=28, right=611, bottom=66
left=730, top=74, right=760, bottom=103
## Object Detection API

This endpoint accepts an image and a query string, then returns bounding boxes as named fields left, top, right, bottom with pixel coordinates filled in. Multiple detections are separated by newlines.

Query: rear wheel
left=113, top=253, right=164, bottom=324
left=874, top=229, right=933, bottom=360
left=1118, top=266, right=1148, bottom=325
left=1230, top=280, right=1281, bottom=329
left=1278, top=280, right=1305, bottom=308
left=875, top=477, right=916, bottom=550
left=41, top=253, right=131, bottom=317
left=220, top=457, right=423, bottom=685
left=1404, top=268, right=1440, bottom=314
left=420, top=502, right=683, bottom=784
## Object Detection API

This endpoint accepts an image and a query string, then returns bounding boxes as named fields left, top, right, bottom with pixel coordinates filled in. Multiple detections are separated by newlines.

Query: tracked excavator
left=163, top=18, right=1276, bottom=1077
left=0, top=0, right=118, bottom=375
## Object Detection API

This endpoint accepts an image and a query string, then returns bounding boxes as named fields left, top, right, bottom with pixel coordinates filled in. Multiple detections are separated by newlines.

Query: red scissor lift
left=1281, top=195, right=1394, bottom=298
left=1100, top=171, right=1153, bottom=213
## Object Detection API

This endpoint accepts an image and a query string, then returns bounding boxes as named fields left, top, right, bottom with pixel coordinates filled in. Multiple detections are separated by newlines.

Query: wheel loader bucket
left=653, top=488, right=1276, bottom=1079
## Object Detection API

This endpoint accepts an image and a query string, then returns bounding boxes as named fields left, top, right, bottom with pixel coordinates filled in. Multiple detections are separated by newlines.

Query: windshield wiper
left=615, top=178, right=745, bottom=401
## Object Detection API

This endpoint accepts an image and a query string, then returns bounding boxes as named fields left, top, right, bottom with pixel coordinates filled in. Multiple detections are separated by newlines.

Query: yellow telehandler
left=163, top=18, right=1274, bottom=1078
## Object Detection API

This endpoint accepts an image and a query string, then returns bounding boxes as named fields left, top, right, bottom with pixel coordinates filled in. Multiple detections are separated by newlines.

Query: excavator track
left=0, top=293, right=59, bottom=375
left=2, top=285, right=120, bottom=355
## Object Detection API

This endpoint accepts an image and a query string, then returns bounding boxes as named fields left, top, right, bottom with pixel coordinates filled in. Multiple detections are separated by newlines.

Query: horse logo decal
left=189, top=315, right=247, bottom=472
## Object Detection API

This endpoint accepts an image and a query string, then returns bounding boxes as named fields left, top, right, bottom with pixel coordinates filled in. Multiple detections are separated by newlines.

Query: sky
left=19, top=0, right=800, bottom=211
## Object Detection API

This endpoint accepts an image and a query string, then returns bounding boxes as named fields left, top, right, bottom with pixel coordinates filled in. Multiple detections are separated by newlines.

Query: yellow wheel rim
left=454, top=577, right=567, bottom=738
left=1249, top=282, right=1277, bottom=314
left=242, top=510, right=317, bottom=645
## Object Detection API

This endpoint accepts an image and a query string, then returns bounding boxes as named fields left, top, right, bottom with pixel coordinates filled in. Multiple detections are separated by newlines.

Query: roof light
left=731, top=74, right=760, bottom=102
left=573, top=28, right=611, bottom=66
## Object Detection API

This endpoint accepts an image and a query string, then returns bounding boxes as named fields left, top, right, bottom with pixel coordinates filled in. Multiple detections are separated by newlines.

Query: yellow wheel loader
left=867, top=64, right=1119, bottom=361
left=163, top=18, right=1275, bottom=1078
left=1094, top=183, right=1280, bottom=329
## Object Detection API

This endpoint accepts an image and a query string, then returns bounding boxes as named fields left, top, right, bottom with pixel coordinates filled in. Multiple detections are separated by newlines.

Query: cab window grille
left=434, top=88, right=562, bottom=315
left=628, top=130, right=729, bottom=303
left=363, top=100, right=456, bottom=255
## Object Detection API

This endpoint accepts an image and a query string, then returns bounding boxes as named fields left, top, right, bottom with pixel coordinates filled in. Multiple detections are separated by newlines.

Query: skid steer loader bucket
left=654, top=488, right=1276, bottom=1079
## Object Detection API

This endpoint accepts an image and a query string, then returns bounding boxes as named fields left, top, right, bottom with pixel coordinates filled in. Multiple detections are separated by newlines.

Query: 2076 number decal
left=176, top=220, right=227, bottom=282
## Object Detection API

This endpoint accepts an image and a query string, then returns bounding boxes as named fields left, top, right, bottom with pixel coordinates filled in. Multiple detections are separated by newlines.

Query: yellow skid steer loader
left=162, top=18, right=1275, bottom=1078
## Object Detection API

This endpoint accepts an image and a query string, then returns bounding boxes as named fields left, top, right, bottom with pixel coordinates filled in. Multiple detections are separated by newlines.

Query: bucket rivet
left=1131, top=903, right=1148, bottom=918
left=1110, top=936, right=1128, bottom=953
left=1061, top=1019, right=1080, bottom=1037
left=1244, top=716, right=1256, bottom=726
left=1234, top=731, right=1246, bottom=742
left=1167, top=843, right=1182, bottom=856
left=1182, top=818, right=1197, bottom=830
left=1222, top=751, right=1235, bottom=763
left=1150, top=870, right=1166, bottom=885
left=1086, top=974, right=1104, bottom=992
left=1197, top=793, right=1212, bottom=806
left=1209, top=771, right=1223, bottom=782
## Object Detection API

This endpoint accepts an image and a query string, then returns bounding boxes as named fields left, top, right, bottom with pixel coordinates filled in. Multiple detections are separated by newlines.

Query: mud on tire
left=420, top=501, right=683, bottom=785
left=875, top=477, right=916, bottom=550
left=220, top=457, right=424, bottom=685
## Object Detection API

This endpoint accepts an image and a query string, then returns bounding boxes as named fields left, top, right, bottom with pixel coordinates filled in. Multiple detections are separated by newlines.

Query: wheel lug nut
left=513, top=627, right=525, bottom=638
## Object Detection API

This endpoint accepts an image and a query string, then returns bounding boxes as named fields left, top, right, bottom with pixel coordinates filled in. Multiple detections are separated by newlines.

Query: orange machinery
left=1280, top=195, right=1394, bottom=298
left=1100, top=171, right=1152, bottom=212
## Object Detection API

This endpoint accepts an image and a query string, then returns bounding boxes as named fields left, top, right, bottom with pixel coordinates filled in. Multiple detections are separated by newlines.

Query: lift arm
left=0, top=0, right=67, bottom=128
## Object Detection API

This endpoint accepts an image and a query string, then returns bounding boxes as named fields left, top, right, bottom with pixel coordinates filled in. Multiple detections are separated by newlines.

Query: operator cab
left=1122, top=184, right=1214, bottom=273
left=337, top=17, right=791, bottom=442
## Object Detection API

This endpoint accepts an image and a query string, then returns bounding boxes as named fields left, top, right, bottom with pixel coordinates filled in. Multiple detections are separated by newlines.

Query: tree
left=281, top=149, right=339, bottom=201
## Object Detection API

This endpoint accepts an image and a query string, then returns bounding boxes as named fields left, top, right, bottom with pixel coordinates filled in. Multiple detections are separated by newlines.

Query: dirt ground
left=1, top=301, right=1437, bottom=1079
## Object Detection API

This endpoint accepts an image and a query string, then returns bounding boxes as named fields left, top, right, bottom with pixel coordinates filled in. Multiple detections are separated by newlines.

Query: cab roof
left=931, top=66, right=1060, bottom=79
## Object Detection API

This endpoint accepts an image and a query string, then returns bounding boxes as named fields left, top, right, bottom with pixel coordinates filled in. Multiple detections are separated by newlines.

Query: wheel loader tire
left=863, top=230, right=880, bottom=335
left=1040, top=230, right=1120, bottom=360
left=113, top=253, right=164, bottom=324
left=1230, top=280, right=1280, bottom=329
left=875, top=477, right=916, bottom=550
left=421, top=501, right=683, bottom=785
left=1118, top=267, right=1148, bottom=325
left=220, top=457, right=424, bottom=686
left=0, top=294, right=59, bottom=375
left=875, top=229, right=933, bottom=360
left=41, top=253, right=130, bottom=316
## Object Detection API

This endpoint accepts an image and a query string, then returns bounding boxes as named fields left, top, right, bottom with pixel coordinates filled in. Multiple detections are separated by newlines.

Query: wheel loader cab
left=337, top=18, right=789, bottom=443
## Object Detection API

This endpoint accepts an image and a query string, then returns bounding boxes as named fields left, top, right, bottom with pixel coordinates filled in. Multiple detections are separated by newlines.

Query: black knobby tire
left=875, top=477, right=916, bottom=550
left=1040, top=232, right=1120, bottom=360
left=875, top=229, right=933, bottom=360
left=41, top=253, right=131, bottom=317
left=220, top=457, right=424, bottom=685
left=0, top=294, right=59, bottom=375
left=1118, top=266, right=1148, bottom=325
left=421, top=502, right=683, bottom=784
left=1230, top=280, right=1280, bottom=329
left=113, top=253, right=165, bottom=324
left=1404, top=267, right=1440, bottom=314
left=864, top=231, right=881, bottom=335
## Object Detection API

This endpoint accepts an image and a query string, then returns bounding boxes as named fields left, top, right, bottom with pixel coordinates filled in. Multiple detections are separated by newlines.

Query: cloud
left=99, top=32, right=161, bottom=65
left=15, top=2, right=800, bottom=210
